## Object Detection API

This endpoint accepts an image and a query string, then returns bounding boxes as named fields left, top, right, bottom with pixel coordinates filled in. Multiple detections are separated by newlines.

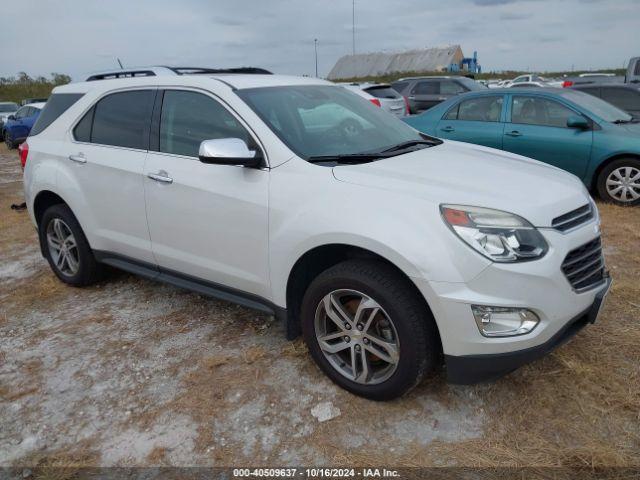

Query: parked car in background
left=571, top=84, right=640, bottom=118
left=0, top=102, right=19, bottom=140
left=20, top=97, right=48, bottom=106
left=341, top=83, right=407, bottom=117
left=391, top=76, right=485, bottom=114
left=510, top=74, right=545, bottom=86
left=3, top=102, right=44, bottom=148
left=507, top=81, right=548, bottom=88
left=403, top=88, right=640, bottom=205
left=21, top=72, right=610, bottom=400
left=625, top=57, right=640, bottom=84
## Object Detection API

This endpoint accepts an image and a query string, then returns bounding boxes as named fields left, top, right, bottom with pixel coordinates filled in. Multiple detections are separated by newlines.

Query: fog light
left=471, top=305, right=539, bottom=337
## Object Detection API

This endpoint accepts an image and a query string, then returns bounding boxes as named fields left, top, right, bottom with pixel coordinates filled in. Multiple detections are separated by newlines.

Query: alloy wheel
left=46, top=218, right=80, bottom=276
left=314, top=289, right=400, bottom=385
left=606, top=166, right=640, bottom=203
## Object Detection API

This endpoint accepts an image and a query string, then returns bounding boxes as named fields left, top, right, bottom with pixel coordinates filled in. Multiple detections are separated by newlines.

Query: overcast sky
left=2, top=0, right=639, bottom=79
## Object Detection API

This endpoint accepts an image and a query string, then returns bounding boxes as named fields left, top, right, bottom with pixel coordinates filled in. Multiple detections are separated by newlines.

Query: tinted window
left=635, top=61, right=640, bottom=76
left=91, top=90, right=154, bottom=149
left=73, top=107, right=94, bottom=142
left=446, top=96, right=503, bottom=122
left=160, top=90, right=250, bottom=157
left=391, top=81, right=410, bottom=94
left=441, top=81, right=465, bottom=95
left=560, top=90, right=631, bottom=122
left=15, top=107, right=28, bottom=119
left=30, top=93, right=84, bottom=136
left=601, top=88, right=640, bottom=111
left=413, top=81, right=439, bottom=95
left=364, top=86, right=401, bottom=99
left=511, top=96, right=576, bottom=128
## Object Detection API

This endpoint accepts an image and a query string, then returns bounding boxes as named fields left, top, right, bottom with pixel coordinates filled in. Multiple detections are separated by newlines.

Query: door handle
left=440, top=126, right=455, bottom=133
left=505, top=130, right=522, bottom=137
left=68, top=154, right=86, bottom=164
left=147, top=171, right=173, bottom=184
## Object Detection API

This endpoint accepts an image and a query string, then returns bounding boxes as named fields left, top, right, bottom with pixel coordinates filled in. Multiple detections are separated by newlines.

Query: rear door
left=436, top=95, right=505, bottom=149
left=408, top=80, right=443, bottom=113
left=67, top=89, right=156, bottom=263
left=12, top=107, right=31, bottom=139
left=502, top=94, right=593, bottom=178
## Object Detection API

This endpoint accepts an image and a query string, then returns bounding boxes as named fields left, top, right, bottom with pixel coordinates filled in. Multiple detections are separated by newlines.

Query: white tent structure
left=328, top=45, right=465, bottom=80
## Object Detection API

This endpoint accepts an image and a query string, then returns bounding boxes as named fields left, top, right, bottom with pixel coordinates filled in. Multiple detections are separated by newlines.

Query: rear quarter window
left=30, top=93, right=84, bottom=136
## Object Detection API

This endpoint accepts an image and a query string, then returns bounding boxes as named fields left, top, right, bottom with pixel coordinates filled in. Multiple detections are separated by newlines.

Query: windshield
left=561, top=90, right=632, bottom=122
left=0, top=103, right=18, bottom=113
left=237, top=85, right=426, bottom=159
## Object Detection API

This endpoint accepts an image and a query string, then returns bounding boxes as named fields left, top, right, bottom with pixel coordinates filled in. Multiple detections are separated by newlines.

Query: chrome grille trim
left=561, top=237, right=606, bottom=292
left=552, top=204, right=594, bottom=232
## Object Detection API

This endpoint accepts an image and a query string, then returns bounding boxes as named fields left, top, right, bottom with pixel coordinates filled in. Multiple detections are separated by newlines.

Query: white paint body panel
left=23, top=74, right=606, bottom=360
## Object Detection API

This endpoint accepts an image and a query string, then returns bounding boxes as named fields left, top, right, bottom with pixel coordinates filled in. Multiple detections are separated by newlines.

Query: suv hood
left=332, top=140, right=591, bottom=227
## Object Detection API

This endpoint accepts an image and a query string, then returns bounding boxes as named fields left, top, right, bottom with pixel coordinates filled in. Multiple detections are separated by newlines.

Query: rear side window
left=441, top=81, right=466, bottom=95
left=89, top=90, right=155, bottom=149
left=364, top=86, right=401, bottom=99
left=413, top=81, right=439, bottom=95
left=73, top=107, right=94, bottom=142
left=446, top=96, right=503, bottom=122
left=30, top=94, right=83, bottom=136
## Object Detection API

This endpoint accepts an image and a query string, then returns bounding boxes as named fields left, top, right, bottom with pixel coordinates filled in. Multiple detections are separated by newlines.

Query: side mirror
left=7, top=115, right=15, bottom=121
left=198, top=138, right=263, bottom=168
left=567, top=115, right=589, bottom=129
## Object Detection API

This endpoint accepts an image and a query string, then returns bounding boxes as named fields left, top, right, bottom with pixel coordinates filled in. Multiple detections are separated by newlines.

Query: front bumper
left=445, top=274, right=611, bottom=384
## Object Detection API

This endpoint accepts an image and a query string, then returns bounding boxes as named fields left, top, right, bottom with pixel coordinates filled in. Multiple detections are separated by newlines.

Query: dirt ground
left=0, top=144, right=638, bottom=469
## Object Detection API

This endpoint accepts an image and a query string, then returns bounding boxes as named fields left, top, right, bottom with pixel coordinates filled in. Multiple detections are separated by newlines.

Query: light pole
left=314, top=39, right=319, bottom=77
left=352, top=0, right=355, bottom=56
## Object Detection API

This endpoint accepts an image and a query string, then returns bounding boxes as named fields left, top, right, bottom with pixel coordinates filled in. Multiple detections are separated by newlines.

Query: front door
left=502, top=95, right=593, bottom=178
left=143, top=89, right=270, bottom=299
left=436, top=95, right=505, bottom=149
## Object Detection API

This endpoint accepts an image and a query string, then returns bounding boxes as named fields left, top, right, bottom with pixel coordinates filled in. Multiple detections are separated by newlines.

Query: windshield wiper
left=307, top=153, right=386, bottom=164
left=380, top=139, right=436, bottom=153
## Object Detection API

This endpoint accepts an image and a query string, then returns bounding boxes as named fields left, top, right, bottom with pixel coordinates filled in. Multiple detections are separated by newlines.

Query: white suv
left=22, top=72, right=611, bottom=400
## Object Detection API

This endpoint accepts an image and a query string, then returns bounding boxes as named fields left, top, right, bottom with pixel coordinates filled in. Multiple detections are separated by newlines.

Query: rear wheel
left=4, top=130, right=15, bottom=149
left=39, top=204, right=102, bottom=286
left=597, top=158, right=640, bottom=206
left=301, top=260, right=440, bottom=400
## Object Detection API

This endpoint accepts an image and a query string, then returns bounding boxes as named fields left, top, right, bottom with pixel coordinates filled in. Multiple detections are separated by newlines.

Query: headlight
left=440, top=204, right=548, bottom=263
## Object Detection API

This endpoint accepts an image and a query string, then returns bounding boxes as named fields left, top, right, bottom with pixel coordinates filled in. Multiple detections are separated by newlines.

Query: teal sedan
left=403, top=88, right=640, bottom=205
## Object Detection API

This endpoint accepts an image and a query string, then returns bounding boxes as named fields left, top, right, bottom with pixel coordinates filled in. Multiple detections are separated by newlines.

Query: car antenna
left=117, top=58, right=124, bottom=69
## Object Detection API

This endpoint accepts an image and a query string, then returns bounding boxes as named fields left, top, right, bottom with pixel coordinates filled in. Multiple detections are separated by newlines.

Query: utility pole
left=314, top=39, right=319, bottom=77
left=352, top=0, right=355, bottom=56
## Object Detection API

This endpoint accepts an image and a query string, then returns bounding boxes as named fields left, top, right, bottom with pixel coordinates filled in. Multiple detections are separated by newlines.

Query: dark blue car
left=3, top=102, right=44, bottom=149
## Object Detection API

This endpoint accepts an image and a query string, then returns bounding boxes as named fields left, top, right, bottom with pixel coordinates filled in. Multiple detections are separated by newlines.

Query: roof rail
left=85, top=66, right=272, bottom=81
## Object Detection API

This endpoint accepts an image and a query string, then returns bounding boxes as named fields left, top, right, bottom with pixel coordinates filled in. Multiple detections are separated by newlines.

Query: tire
left=301, top=260, right=440, bottom=401
left=596, top=158, right=640, bottom=206
left=4, top=130, right=15, bottom=149
left=39, top=204, right=102, bottom=286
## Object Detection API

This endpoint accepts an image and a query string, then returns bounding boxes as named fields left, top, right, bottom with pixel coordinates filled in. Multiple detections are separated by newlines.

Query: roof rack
left=85, top=66, right=272, bottom=82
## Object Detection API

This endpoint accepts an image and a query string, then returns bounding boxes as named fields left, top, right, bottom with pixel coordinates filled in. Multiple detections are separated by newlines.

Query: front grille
left=561, top=237, right=605, bottom=291
left=552, top=204, right=594, bottom=232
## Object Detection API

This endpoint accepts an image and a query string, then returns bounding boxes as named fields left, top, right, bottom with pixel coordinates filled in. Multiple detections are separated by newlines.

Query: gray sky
left=2, top=0, right=639, bottom=79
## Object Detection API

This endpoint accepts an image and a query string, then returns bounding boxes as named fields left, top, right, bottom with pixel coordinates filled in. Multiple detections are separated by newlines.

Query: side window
left=457, top=96, right=503, bottom=122
left=91, top=90, right=155, bottom=149
left=511, top=96, right=576, bottom=128
left=73, top=107, right=94, bottom=142
left=159, top=90, right=250, bottom=158
left=31, top=93, right=84, bottom=136
left=441, top=81, right=465, bottom=95
left=413, top=81, right=439, bottom=95
left=15, top=107, right=27, bottom=119
left=601, top=88, right=640, bottom=111
left=443, top=104, right=459, bottom=120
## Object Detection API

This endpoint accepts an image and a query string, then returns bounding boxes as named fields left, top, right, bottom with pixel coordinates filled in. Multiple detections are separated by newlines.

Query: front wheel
left=301, top=260, right=440, bottom=400
left=597, top=158, right=640, bottom=206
